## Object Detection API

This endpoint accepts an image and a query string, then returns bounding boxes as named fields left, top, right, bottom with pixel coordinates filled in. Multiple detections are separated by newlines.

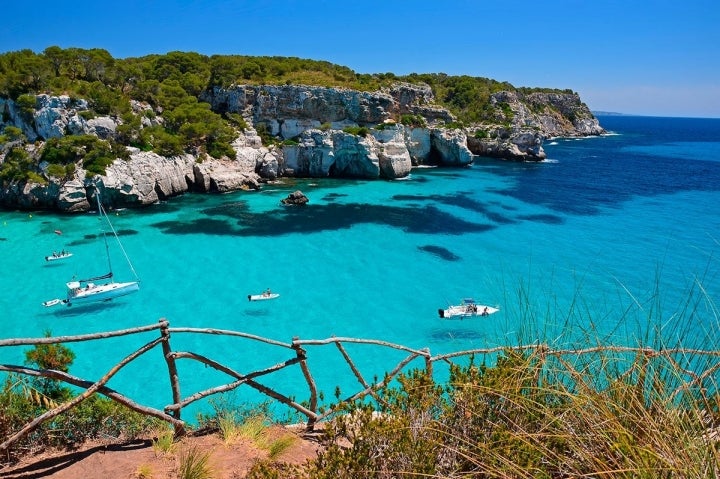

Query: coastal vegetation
left=0, top=47, right=567, bottom=123
left=1, top=310, right=718, bottom=477
left=0, top=46, right=572, bottom=181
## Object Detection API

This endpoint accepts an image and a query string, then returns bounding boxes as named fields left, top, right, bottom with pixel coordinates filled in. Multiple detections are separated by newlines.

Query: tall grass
left=206, top=397, right=296, bottom=457
left=151, top=426, right=176, bottom=456
left=176, top=445, right=213, bottom=479
left=274, top=268, right=720, bottom=478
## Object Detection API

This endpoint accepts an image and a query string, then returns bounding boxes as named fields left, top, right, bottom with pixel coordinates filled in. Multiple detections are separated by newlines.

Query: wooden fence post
left=160, top=319, right=184, bottom=437
left=292, top=336, right=317, bottom=432
left=423, top=348, right=432, bottom=376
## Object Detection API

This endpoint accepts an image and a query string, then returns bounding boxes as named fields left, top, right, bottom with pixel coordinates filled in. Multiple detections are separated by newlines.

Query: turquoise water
left=1, top=115, right=719, bottom=419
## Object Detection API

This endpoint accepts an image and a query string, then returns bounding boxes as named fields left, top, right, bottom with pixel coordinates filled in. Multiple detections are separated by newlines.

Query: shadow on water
left=48, top=300, right=124, bottom=317
left=429, top=328, right=486, bottom=342
left=394, top=192, right=517, bottom=225
left=42, top=261, right=71, bottom=268
left=516, top=214, right=564, bottom=224
left=151, top=202, right=495, bottom=237
left=322, top=192, right=349, bottom=202
left=65, top=229, right=140, bottom=247
left=418, top=245, right=461, bottom=261
left=243, top=308, right=274, bottom=317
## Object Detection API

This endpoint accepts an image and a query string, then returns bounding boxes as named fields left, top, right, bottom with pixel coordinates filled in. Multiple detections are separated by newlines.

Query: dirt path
left=0, top=427, right=320, bottom=479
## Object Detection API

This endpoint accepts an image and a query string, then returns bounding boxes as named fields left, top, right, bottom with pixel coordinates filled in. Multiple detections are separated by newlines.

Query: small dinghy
left=248, top=289, right=280, bottom=301
left=42, top=298, right=67, bottom=307
left=45, top=251, right=73, bottom=261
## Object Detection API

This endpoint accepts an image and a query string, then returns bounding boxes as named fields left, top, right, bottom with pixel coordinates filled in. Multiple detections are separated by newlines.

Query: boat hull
left=248, top=293, right=280, bottom=301
left=45, top=253, right=73, bottom=261
left=439, top=304, right=499, bottom=319
left=66, top=281, right=139, bottom=305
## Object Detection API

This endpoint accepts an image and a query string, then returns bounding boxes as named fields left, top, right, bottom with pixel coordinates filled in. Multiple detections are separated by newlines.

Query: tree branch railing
left=1, top=318, right=718, bottom=453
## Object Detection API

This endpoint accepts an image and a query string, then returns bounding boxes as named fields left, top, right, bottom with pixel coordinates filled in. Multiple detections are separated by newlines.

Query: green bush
left=255, top=123, right=275, bottom=146
left=342, top=126, right=369, bottom=137
left=0, top=147, right=34, bottom=181
left=141, top=125, right=184, bottom=157
left=78, top=110, right=96, bottom=120
left=39, top=135, right=127, bottom=177
left=225, top=112, right=248, bottom=131
left=473, top=129, right=489, bottom=139
left=26, top=171, right=47, bottom=184
left=15, top=94, right=36, bottom=117
left=399, top=114, right=426, bottom=127
left=0, top=337, right=161, bottom=463
left=42, top=163, right=73, bottom=179
left=2, top=125, right=25, bottom=141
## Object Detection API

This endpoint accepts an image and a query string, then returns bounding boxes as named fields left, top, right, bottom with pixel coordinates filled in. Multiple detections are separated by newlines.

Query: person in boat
left=481, top=306, right=489, bottom=316
left=263, top=288, right=272, bottom=297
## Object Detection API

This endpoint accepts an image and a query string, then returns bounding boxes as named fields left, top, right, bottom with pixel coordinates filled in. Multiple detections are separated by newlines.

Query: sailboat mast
left=96, top=189, right=114, bottom=276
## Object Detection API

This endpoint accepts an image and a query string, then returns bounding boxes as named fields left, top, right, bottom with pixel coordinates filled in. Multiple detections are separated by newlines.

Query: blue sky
left=2, top=0, right=719, bottom=118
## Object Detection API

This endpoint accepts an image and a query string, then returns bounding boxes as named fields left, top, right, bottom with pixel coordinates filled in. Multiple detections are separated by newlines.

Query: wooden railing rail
left=1, top=319, right=718, bottom=453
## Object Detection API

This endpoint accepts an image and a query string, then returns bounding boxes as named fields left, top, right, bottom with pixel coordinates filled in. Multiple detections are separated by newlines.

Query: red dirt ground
left=0, top=426, right=321, bottom=479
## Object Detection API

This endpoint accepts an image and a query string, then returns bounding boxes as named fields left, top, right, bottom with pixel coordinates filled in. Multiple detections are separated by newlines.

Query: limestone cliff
left=0, top=83, right=602, bottom=211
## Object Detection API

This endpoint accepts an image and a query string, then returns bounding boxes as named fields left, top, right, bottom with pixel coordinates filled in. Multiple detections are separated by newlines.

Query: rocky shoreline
left=0, top=83, right=604, bottom=212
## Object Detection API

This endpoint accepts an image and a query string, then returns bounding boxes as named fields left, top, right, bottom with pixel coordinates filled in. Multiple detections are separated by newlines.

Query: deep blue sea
left=1, top=115, right=719, bottom=421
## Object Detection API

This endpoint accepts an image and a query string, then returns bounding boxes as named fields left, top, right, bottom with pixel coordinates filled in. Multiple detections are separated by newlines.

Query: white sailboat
left=43, top=188, right=140, bottom=307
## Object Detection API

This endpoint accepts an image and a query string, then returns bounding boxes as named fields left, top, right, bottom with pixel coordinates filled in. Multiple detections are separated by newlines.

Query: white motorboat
left=44, top=187, right=140, bottom=307
left=248, top=291, right=280, bottom=301
left=438, top=298, right=499, bottom=319
left=45, top=251, right=73, bottom=261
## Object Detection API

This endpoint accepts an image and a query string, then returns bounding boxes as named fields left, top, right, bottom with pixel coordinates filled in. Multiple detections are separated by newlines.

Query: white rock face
left=282, top=130, right=335, bottom=177
left=371, top=125, right=412, bottom=178
left=332, top=131, right=380, bottom=178
left=430, top=129, right=473, bottom=166
left=86, top=117, right=119, bottom=139
left=102, top=152, right=196, bottom=205
left=34, top=107, right=68, bottom=139
left=403, top=127, right=432, bottom=164
left=193, top=160, right=259, bottom=192
left=57, top=179, right=92, bottom=212
left=281, top=118, right=321, bottom=138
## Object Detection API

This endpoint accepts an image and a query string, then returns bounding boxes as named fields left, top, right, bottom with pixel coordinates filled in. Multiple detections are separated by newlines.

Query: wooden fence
left=1, top=318, right=719, bottom=453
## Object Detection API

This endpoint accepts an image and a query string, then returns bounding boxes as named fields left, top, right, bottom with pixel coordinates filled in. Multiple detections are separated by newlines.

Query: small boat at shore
left=248, top=291, right=280, bottom=301
left=45, top=251, right=72, bottom=261
left=438, top=298, right=499, bottom=319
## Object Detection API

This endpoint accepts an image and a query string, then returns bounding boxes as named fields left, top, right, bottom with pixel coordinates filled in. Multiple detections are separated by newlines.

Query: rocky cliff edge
left=0, top=83, right=603, bottom=211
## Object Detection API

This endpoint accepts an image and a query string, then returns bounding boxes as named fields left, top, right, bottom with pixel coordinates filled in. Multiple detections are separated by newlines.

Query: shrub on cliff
left=0, top=147, right=34, bottom=182
left=1, top=334, right=159, bottom=464
left=0, top=47, right=576, bottom=129
left=342, top=126, right=369, bottom=137
left=40, top=134, right=130, bottom=177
